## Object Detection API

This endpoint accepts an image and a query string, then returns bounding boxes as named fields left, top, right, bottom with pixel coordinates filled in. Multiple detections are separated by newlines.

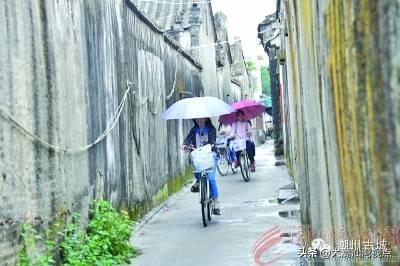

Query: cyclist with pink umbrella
left=231, top=110, right=256, bottom=172
left=219, top=100, right=266, bottom=172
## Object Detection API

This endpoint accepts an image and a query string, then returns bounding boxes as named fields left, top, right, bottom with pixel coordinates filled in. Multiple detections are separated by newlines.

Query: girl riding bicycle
left=230, top=110, right=256, bottom=172
left=218, top=122, right=237, bottom=163
left=183, top=118, right=221, bottom=215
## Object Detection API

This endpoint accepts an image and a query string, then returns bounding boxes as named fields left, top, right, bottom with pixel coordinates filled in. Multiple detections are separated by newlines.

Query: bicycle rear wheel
left=239, top=152, right=250, bottom=182
left=200, top=176, right=208, bottom=227
left=217, top=150, right=229, bottom=176
left=244, top=153, right=251, bottom=181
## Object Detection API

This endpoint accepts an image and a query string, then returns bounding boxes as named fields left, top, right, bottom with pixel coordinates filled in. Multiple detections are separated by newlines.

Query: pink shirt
left=230, top=121, right=252, bottom=141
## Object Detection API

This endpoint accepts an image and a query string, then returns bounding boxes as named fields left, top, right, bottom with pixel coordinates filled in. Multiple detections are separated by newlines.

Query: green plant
left=279, top=49, right=286, bottom=65
left=61, top=201, right=136, bottom=265
left=17, top=201, right=136, bottom=265
left=261, top=66, right=271, bottom=96
left=18, top=224, right=56, bottom=266
left=245, top=60, right=257, bottom=72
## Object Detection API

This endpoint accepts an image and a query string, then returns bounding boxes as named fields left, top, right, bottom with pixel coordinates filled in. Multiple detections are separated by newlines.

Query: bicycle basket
left=232, top=138, right=246, bottom=152
left=191, top=145, right=215, bottom=171
left=215, top=137, right=227, bottom=148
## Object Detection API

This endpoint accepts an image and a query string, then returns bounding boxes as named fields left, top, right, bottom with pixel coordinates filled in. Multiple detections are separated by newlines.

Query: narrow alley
left=132, top=142, right=300, bottom=266
left=1, top=0, right=400, bottom=265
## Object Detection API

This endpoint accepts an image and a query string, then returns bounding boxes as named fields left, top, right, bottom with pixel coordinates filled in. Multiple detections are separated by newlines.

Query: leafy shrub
left=18, top=200, right=136, bottom=266
left=18, top=224, right=56, bottom=266
left=61, top=200, right=136, bottom=265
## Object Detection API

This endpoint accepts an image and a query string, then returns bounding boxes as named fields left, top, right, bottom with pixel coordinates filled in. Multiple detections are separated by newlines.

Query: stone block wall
left=280, top=0, right=400, bottom=257
left=0, top=0, right=205, bottom=263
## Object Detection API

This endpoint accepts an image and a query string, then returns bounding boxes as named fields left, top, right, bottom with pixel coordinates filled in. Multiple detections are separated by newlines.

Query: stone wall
left=279, top=0, right=400, bottom=257
left=196, top=3, right=220, bottom=98
left=214, top=12, right=234, bottom=105
left=0, top=0, right=205, bottom=263
left=230, top=39, right=251, bottom=99
left=130, top=0, right=221, bottom=99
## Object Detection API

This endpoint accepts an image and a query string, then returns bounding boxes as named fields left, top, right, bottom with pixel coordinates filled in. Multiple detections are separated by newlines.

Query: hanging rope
left=135, top=48, right=182, bottom=115
left=0, top=82, right=134, bottom=153
left=149, top=94, right=163, bottom=115
left=135, top=95, right=149, bottom=105
left=165, top=49, right=180, bottom=100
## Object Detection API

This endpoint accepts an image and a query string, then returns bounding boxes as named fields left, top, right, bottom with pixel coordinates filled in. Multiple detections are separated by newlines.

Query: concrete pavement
left=131, top=142, right=301, bottom=266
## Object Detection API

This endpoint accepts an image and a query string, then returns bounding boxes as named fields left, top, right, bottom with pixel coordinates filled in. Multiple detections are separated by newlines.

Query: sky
left=212, top=0, right=277, bottom=62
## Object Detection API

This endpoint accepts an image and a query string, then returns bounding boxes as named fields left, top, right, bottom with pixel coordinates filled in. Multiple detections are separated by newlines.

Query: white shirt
left=231, top=121, right=252, bottom=141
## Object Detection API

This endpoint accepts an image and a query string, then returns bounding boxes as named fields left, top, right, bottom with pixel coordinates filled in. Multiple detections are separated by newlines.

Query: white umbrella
left=162, top=96, right=235, bottom=120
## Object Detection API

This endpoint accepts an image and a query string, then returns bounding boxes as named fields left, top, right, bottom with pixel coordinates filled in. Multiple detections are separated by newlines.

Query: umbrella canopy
left=162, top=96, right=235, bottom=120
left=219, top=100, right=266, bottom=124
left=259, top=96, right=272, bottom=108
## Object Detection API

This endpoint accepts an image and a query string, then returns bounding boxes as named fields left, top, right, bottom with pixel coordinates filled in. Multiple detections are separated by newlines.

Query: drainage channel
left=222, top=198, right=280, bottom=208
left=279, top=209, right=301, bottom=219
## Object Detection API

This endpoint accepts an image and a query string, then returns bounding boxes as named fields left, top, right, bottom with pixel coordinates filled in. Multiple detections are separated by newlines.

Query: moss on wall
left=128, top=169, right=193, bottom=221
left=326, top=0, right=367, bottom=237
left=325, top=0, right=397, bottom=238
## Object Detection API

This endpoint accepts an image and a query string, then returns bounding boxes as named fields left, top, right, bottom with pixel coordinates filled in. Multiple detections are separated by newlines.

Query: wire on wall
left=0, top=82, right=134, bottom=153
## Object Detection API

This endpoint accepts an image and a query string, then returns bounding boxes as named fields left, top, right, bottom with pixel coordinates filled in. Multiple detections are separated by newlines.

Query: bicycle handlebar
left=181, top=144, right=195, bottom=151
left=181, top=143, right=217, bottom=152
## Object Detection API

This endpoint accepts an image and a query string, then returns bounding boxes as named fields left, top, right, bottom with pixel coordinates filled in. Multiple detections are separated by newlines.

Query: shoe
left=234, top=160, right=239, bottom=168
left=190, top=181, right=199, bottom=193
left=250, top=163, right=256, bottom=172
left=212, top=199, right=221, bottom=215
left=213, top=208, right=221, bottom=215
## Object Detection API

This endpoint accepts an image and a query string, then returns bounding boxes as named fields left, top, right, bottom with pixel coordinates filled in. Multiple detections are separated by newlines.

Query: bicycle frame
left=198, top=171, right=209, bottom=203
left=183, top=144, right=216, bottom=227
left=231, top=138, right=250, bottom=182
left=198, top=170, right=213, bottom=227
left=224, top=145, right=235, bottom=163
left=216, top=141, right=238, bottom=176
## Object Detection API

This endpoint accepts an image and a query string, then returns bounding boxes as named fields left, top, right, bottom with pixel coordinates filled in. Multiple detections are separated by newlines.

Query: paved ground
left=131, top=142, right=301, bottom=266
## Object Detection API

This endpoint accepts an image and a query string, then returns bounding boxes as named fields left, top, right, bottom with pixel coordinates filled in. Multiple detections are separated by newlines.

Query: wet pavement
left=131, top=142, right=301, bottom=266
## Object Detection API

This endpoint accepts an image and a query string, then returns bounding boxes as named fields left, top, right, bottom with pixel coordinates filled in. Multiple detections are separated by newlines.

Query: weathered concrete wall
left=0, top=0, right=205, bottom=263
left=230, top=81, right=242, bottom=104
left=257, top=13, right=284, bottom=156
left=197, top=3, right=220, bottom=98
left=230, top=40, right=251, bottom=99
left=280, top=0, right=400, bottom=257
left=214, top=12, right=234, bottom=104
left=130, top=0, right=221, bottom=98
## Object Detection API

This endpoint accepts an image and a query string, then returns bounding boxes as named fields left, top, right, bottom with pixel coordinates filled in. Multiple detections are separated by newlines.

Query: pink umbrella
left=219, top=100, right=265, bottom=124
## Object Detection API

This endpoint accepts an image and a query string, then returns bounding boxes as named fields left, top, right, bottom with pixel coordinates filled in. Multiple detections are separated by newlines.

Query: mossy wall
left=129, top=169, right=193, bottom=221
left=280, top=0, right=400, bottom=254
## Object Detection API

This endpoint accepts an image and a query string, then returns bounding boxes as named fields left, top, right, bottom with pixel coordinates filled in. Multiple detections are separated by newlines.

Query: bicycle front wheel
left=217, top=150, right=229, bottom=176
left=200, top=176, right=209, bottom=227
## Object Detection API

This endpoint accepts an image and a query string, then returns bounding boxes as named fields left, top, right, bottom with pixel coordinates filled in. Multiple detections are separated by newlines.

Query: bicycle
left=232, top=138, right=251, bottom=182
left=215, top=136, right=239, bottom=176
left=184, top=144, right=217, bottom=227
left=265, top=121, right=274, bottom=140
